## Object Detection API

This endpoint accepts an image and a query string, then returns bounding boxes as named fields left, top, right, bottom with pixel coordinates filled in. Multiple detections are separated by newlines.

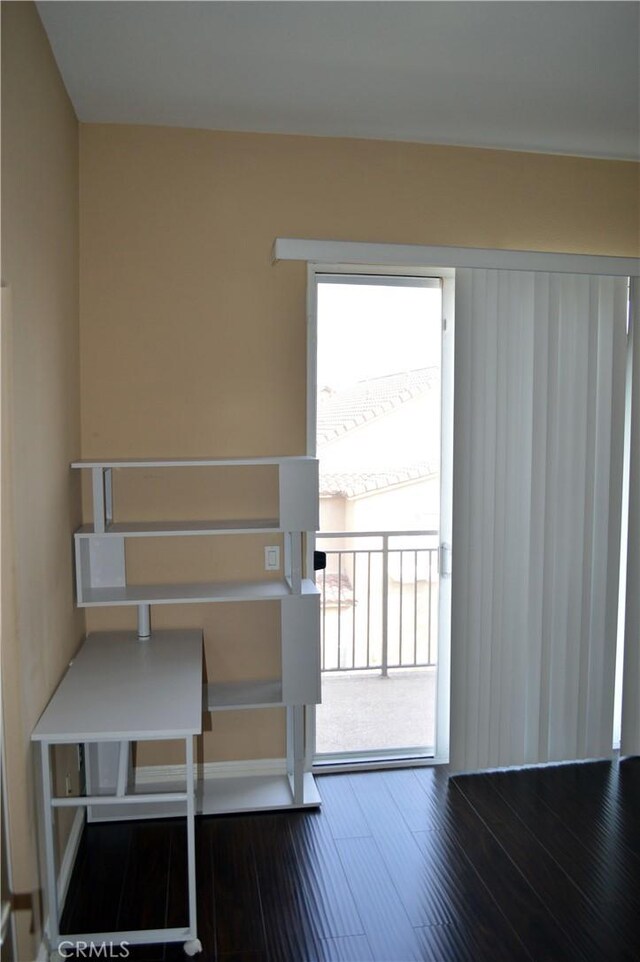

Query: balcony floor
left=315, top=666, right=436, bottom=756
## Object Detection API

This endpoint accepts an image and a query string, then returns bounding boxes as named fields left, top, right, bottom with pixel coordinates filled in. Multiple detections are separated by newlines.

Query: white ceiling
left=37, top=1, right=640, bottom=160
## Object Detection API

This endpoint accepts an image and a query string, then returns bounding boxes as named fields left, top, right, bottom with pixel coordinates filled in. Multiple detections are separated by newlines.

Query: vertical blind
left=621, top=278, right=639, bottom=756
left=450, top=269, right=628, bottom=772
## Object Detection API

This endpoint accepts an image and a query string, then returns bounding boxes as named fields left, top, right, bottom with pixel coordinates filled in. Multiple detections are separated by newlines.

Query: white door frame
left=305, top=262, right=454, bottom=768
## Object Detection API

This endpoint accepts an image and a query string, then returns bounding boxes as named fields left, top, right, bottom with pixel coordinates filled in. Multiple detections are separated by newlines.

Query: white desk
left=32, top=630, right=203, bottom=959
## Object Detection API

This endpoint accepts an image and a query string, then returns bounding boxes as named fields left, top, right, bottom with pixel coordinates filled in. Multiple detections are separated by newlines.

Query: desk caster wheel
left=183, top=938, right=202, bottom=956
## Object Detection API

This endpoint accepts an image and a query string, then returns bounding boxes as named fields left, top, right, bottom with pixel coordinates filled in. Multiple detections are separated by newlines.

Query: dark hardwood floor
left=60, top=757, right=640, bottom=961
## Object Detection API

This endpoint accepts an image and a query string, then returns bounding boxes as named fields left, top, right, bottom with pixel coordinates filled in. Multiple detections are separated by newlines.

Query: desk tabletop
left=32, top=630, right=203, bottom=743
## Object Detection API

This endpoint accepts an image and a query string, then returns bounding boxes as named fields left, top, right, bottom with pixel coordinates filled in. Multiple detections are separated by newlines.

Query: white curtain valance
left=273, top=238, right=639, bottom=277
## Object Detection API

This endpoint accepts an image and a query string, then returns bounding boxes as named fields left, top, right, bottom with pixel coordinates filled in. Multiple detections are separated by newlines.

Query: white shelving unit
left=71, top=455, right=321, bottom=816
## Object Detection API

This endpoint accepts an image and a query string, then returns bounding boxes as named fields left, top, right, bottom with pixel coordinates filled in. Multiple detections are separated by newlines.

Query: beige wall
left=79, top=125, right=638, bottom=459
left=1, top=1, right=83, bottom=951
left=79, top=125, right=638, bottom=458
left=79, top=123, right=639, bottom=767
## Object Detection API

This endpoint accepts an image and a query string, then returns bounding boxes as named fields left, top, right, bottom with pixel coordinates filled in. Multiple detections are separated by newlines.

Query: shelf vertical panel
left=278, top=459, right=319, bottom=530
left=281, top=592, right=321, bottom=705
left=286, top=705, right=305, bottom=804
left=284, top=531, right=303, bottom=594
left=76, top=535, right=126, bottom=603
left=85, top=741, right=134, bottom=823
left=92, top=466, right=106, bottom=532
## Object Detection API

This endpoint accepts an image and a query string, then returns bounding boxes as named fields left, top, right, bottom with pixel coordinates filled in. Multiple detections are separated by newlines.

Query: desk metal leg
left=41, top=743, right=60, bottom=949
left=183, top=736, right=201, bottom=956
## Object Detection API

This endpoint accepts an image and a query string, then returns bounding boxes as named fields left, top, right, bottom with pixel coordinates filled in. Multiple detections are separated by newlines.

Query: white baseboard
left=134, top=757, right=287, bottom=786
left=37, top=807, right=85, bottom=961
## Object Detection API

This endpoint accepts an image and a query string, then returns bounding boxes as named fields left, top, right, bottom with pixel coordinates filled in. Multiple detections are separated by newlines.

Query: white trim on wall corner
left=134, top=758, right=287, bottom=786
left=272, top=238, right=639, bottom=277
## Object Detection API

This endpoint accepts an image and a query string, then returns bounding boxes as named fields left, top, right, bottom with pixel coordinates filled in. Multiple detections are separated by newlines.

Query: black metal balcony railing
left=315, top=531, right=439, bottom=676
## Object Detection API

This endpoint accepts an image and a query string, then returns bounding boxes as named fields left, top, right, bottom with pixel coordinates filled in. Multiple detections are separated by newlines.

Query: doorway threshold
left=313, top=747, right=438, bottom=775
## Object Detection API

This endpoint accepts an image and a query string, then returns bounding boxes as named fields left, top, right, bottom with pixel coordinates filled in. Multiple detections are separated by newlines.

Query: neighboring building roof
left=317, top=368, right=438, bottom=445
left=318, top=572, right=354, bottom=608
left=320, top=461, right=437, bottom=499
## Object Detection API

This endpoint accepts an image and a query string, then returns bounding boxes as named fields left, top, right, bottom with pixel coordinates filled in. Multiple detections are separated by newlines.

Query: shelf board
left=204, top=680, right=283, bottom=711
left=79, top=578, right=320, bottom=607
left=76, top=519, right=281, bottom=537
left=87, top=773, right=321, bottom=822
left=72, top=456, right=316, bottom=469
left=200, top=772, right=320, bottom=815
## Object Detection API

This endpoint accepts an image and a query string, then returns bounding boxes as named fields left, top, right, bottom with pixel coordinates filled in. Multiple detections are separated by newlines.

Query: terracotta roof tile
left=317, top=368, right=438, bottom=445
left=320, top=461, right=437, bottom=498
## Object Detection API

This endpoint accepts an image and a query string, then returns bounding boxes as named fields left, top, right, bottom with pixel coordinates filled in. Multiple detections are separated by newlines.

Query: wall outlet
left=65, top=772, right=73, bottom=796
left=264, top=545, right=280, bottom=571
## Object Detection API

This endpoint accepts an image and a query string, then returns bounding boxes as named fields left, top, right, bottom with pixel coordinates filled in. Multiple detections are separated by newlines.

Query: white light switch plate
left=264, top=545, right=280, bottom=571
